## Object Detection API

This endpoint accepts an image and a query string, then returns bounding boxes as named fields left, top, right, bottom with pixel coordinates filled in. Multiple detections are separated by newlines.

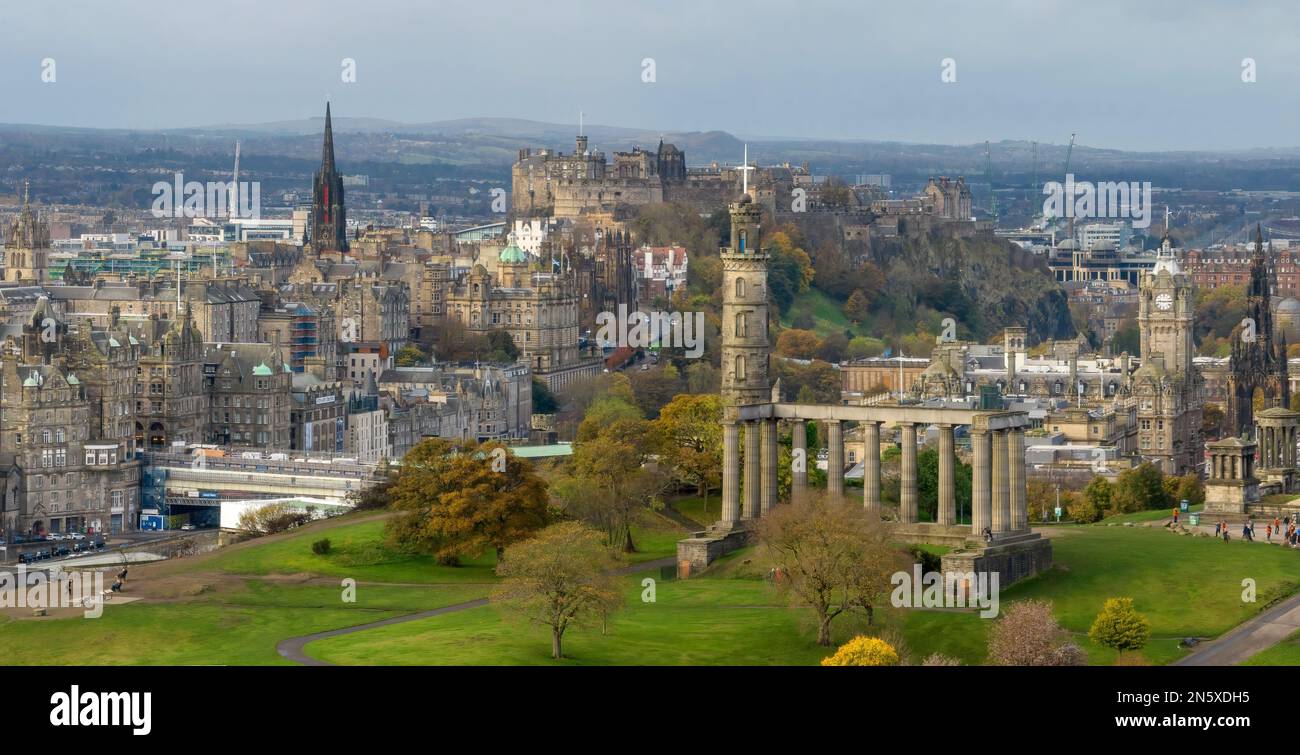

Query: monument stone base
left=676, top=522, right=755, bottom=578
left=938, top=532, right=1053, bottom=588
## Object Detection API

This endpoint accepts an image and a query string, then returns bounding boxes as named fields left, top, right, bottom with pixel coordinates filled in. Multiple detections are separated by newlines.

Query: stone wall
left=940, top=535, right=1052, bottom=588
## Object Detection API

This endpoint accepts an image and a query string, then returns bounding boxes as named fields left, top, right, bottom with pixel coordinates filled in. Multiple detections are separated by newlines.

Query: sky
left=1, top=0, right=1297, bottom=152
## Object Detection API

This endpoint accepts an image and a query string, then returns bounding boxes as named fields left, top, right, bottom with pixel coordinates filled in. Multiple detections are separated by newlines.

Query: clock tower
left=1138, top=234, right=1194, bottom=375
left=1132, top=230, right=1203, bottom=475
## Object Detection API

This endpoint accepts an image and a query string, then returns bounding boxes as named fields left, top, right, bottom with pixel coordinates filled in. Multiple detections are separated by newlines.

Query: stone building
left=308, top=103, right=348, bottom=256
left=202, top=341, right=292, bottom=448
left=131, top=308, right=208, bottom=451
left=922, top=176, right=972, bottom=221
left=1131, top=233, right=1203, bottom=475
left=290, top=359, right=347, bottom=453
left=0, top=302, right=141, bottom=536
left=3, top=182, right=51, bottom=284
left=512, top=135, right=688, bottom=220
left=444, top=238, right=600, bottom=392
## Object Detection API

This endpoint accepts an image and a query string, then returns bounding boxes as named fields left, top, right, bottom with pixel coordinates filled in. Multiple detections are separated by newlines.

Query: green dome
left=499, top=244, right=529, bottom=265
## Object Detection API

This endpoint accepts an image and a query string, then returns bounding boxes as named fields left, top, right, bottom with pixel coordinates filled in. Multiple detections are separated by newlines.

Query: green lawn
left=186, top=518, right=500, bottom=584
left=303, top=524, right=1300, bottom=666
left=1242, top=629, right=1300, bottom=665
left=0, top=513, right=681, bottom=666
left=782, top=288, right=856, bottom=338
left=1099, top=504, right=1203, bottom=525
left=0, top=579, right=490, bottom=665
left=669, top=495, right=716, bottom=527
left=7, top=512, right=1298, bottom=666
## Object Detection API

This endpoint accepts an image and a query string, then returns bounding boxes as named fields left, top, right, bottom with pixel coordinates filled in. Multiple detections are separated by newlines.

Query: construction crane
left=984, top=141, right=997, bottom=221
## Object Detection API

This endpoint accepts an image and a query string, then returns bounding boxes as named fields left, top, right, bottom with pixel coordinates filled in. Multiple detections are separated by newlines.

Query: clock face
left=1155, top=293, right=1173, bottom=311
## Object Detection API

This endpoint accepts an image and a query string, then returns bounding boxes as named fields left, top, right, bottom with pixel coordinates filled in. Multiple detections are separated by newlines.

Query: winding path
left=276, top=556, right=677, bottom=666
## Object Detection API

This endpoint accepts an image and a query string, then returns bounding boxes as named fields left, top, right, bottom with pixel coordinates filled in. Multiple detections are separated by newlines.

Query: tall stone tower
left=720, top=194, right=770, bottom=406
left=1228, top=225, right=1289, bottom=436
left=5, top=181, right=51, bottom=284
left=1138, top=232, right=1195, bottom=377
left=1132, top=229, right=1203, bottom=475
left=309, top=103, right=348, bottom=256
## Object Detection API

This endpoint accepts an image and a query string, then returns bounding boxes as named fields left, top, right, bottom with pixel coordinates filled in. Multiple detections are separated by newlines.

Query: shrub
left=311, top=538, right=331, bottom=555
left=920, top=653, right=961, bottom=666
left=1088, top=597, right=1151, bottom=655
left=907, top=545, right=941, bottom=574
left=820, top=636, right=900, bottom=667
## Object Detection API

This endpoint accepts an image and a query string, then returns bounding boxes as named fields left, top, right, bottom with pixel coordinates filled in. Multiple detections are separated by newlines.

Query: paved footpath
left=1174, top=589, right=1300, bottom=666
left=277, top=556, right=677, bottom=666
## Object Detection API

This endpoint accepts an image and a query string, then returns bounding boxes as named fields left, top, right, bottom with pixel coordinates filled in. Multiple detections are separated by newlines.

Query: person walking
left=1267, top=523, right=1273, bottom=542
left=1215, top=520, right=1222, bottom=537
left=1173, top=506, right=1180, bottom=526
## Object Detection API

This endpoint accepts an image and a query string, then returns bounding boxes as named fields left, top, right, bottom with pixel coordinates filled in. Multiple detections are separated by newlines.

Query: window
left=735, top=278, right=745, bottom=298
left=735, top=355, right=746, bottom=381
left=736, top=312, right=747, bottom=337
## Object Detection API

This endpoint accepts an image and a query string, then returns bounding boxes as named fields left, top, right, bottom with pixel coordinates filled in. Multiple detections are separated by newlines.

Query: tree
left=237, top=502, right=309, bottom=535
left=532, top=379, right=559, bottom=414
left=843, top=289, right=870, bottom=323
left=565, top=414, right=667, bottom=551
left=653, top=393, right=723, bottom=506
left=491, top=522, right=624, bottom=659
left=987, top=600, right=1085, bottom=666
left=386, top=439, right=551, bottom=563
left=1112, top=463, right=1167, bottom=514
left=394, top=344, right=427, bottom=367
left=820, top=636, right=899, bottom=666
left=758, top=494, right=908, bottom=646
left=1080, top=475, right=1112, bottom=521
left=776, top=329, right=822, bottom=359
left=1089, top=597, right=1151, bottom=658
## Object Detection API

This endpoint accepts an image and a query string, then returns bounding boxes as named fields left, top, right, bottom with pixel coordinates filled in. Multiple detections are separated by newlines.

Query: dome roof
left=499, top=244, right=529, bottom=265
left=1276, top=297, right=1300, bottom=315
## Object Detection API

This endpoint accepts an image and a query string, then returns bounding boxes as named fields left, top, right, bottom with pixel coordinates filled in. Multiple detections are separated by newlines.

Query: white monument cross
left=738, top=144, right=755, bottom=197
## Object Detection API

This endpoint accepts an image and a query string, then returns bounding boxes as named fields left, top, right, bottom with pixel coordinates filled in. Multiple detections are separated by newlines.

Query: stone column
left=937, top=424, right=955, bottom=525
left=721, top=420, right=741, bottom=525
left=791, top=419, right=807, bottom=498
left=1009, top=427, right=1027, bottom=531
left=827, top=420, right=844, bottom=500
left=761, top=418, right=778, bottom=515
left=900, top=423, right=918, bottom=523
left=991, top=430, right=1010, bottom=536
left=863, top=421, right=881, bottom=516
left=971, top=426, right=991, bottom=538
left=743, top=421, right=761, bottom=519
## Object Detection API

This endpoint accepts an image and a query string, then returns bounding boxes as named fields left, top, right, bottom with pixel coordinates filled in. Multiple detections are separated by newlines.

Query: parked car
left=66, top=532, right=86, bottom=541
left=53, top=545, right=71, bottom=557
left=180, top=524, right=196, bottom=531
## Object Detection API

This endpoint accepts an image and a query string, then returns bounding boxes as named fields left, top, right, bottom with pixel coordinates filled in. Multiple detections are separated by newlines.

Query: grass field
left=304, top=524, right=1300, bottom=666
left=782, top=289, right=857, bottom=338
left=6, top=512, right=1299, bottom=666
left=1099, top=504, right=1203, bottom=525
left=0, top=513, right=683, bottom=666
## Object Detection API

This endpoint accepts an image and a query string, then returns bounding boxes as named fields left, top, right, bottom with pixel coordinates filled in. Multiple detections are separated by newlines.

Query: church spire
left=321, top=102, right=336, bottom=174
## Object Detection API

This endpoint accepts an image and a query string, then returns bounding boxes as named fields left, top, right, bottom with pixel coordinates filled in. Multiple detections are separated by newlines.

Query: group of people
left=1211, top=516, right=1300, bottom=547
